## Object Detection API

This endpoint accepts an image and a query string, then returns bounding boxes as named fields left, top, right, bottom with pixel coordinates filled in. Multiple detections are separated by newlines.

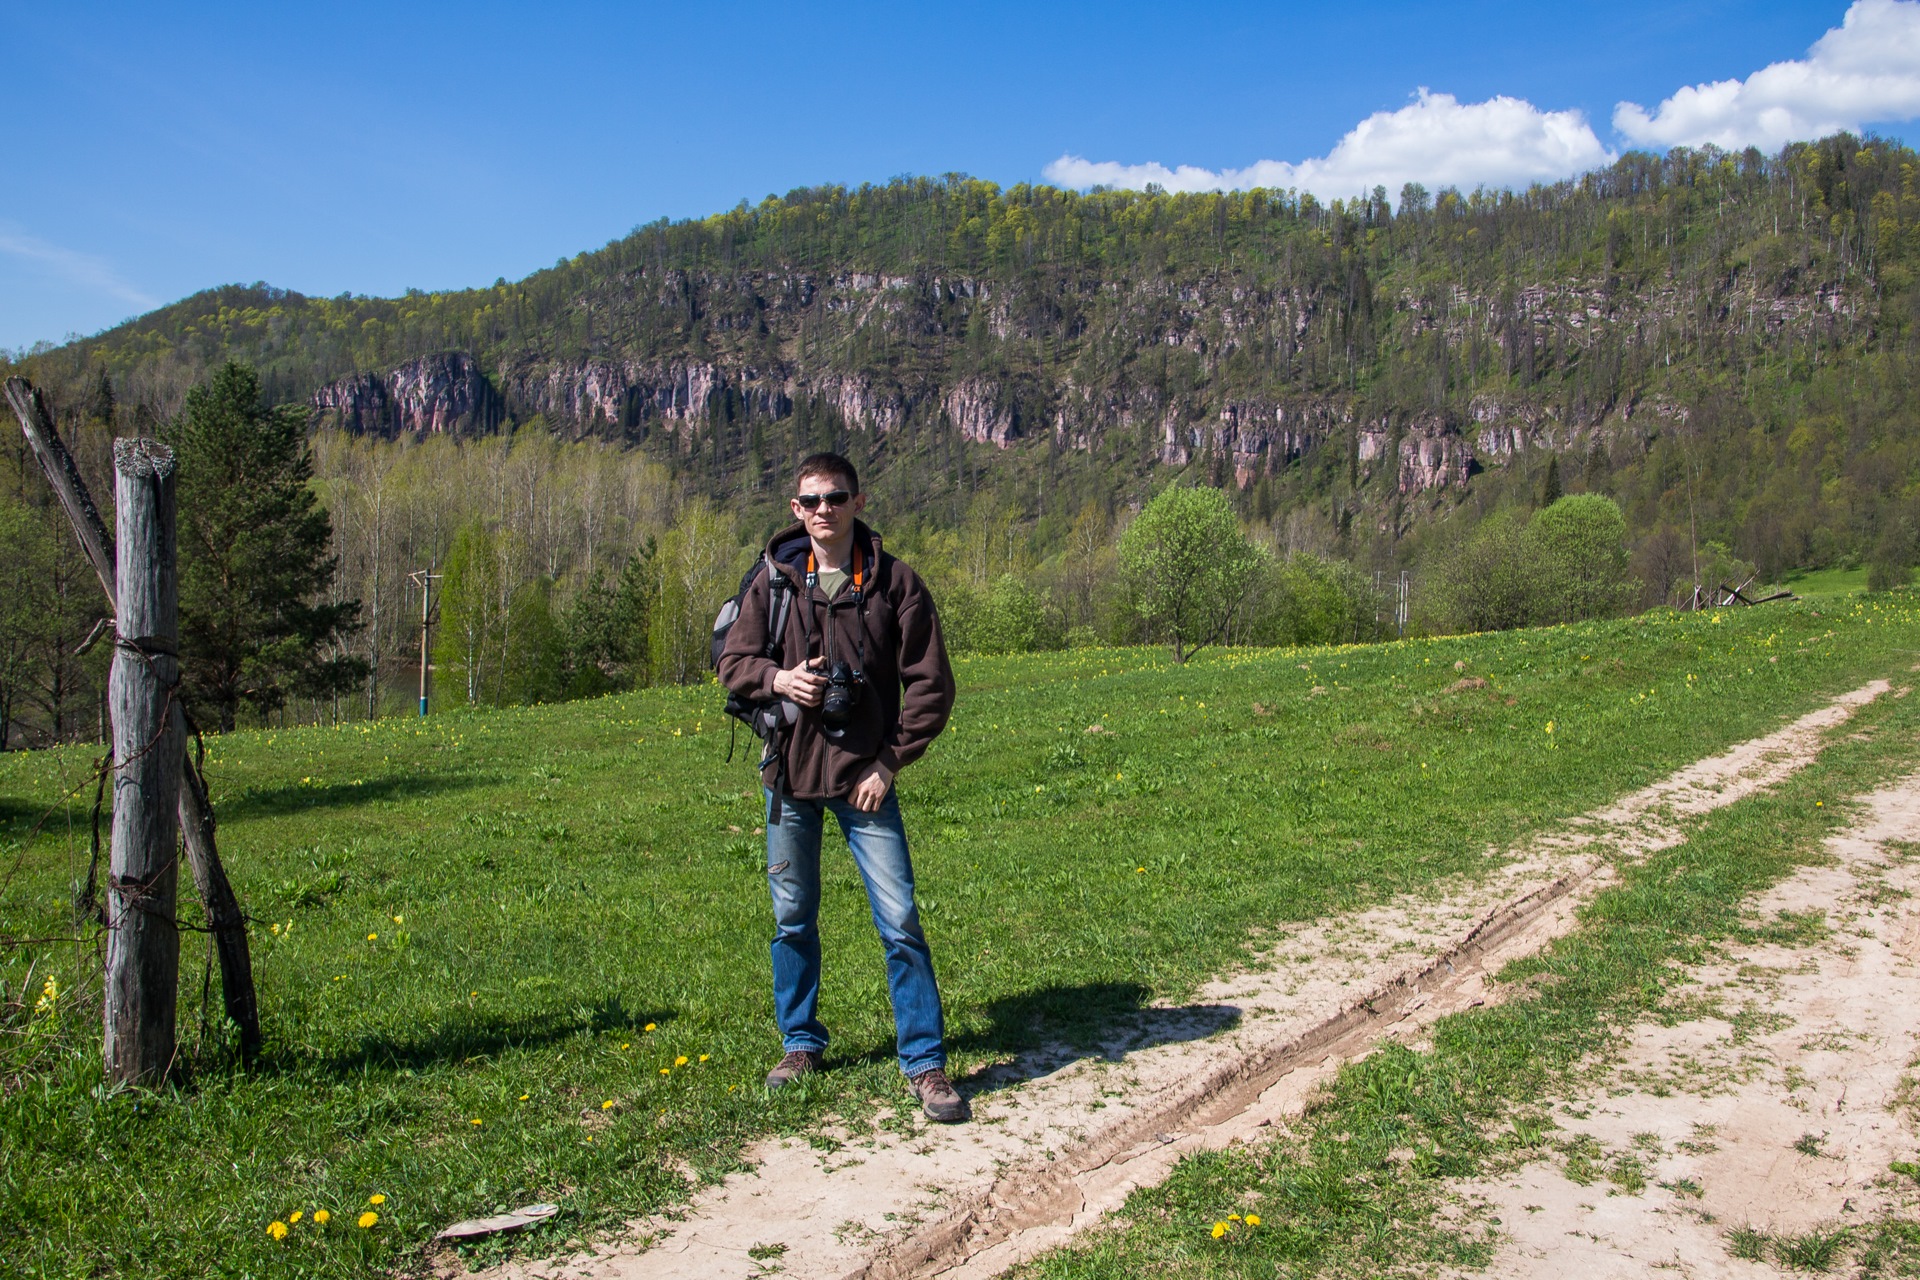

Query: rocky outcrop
left=311, top=352, right=504, bottom=438
left=943, top=378, right=1017, bottom=446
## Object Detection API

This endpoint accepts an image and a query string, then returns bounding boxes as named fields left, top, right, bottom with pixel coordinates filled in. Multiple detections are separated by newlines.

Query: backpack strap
left=765, top=562, right=793, bottom=658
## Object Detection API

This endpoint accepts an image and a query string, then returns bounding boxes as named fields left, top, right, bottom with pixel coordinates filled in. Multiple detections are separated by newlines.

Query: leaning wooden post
left=104, top=437, right=184, bottom=1085
left=6, top=376, right=261, bottom=1062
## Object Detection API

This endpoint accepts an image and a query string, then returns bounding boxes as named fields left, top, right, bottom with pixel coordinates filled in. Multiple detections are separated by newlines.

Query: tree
left=1118, top=485, right=1262, bottom=662
left=169, top=362, right=364, bottom=731
left=1539, top=455, right=1563, bottom=507
left=1433, top=510, right=1540, bottom=633
left=648, top=501, right=738, bottom=685
left=1527, top=494, right=1637, bottom=623
left=436, top=520, right=505, bottom=706
left=0, top=491, right=52, bottom=748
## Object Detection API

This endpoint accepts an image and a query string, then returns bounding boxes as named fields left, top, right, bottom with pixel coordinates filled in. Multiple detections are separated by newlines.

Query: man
left=718, top=452, right=965, bottom=1122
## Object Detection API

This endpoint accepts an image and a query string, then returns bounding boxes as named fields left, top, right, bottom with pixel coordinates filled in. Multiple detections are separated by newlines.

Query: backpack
left=711, top=555, right=798, bottom=768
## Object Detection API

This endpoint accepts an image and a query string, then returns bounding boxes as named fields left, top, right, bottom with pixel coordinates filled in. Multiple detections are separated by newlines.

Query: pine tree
left=1540, top=455, right=1563, bottom=508
left=170, top=361, right=364, bottom=731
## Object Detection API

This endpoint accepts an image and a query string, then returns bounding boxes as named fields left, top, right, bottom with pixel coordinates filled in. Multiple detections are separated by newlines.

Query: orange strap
left=806, top=545, right=864, bottom=590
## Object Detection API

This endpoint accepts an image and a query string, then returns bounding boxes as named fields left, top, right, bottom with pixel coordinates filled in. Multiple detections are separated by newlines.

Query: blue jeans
left=764, top=787, right=946, bottom=1077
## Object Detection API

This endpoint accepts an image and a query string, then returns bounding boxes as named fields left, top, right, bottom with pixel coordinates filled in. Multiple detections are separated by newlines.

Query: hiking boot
left=907, top=1067, right=969, bottom=1123
left=764, top=1049, right=822, bottom=1088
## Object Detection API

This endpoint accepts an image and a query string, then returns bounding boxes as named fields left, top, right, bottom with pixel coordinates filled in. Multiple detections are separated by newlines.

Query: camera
left=818, top=660, right=863, bottom=732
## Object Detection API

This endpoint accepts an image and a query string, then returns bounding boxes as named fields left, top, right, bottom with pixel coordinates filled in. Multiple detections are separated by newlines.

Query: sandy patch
left=473, top=682, right=1888, bottom=1280
left=1456, top=768, right=1920, bottom=1278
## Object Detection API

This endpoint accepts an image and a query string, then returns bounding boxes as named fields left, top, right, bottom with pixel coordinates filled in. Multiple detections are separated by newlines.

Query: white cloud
left=1043, top=90, right=1612, bottom=204
left=0, top=225, right=158, bottom=313
left=1616, top=0, right=1920, bottom=150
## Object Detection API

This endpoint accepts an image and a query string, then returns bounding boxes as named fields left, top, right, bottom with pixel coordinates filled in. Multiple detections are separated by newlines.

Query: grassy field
left=2, top=597, right=1918, bottom=1277
left=1783, top=564, right=1878, bottom=598
left=1015, top=621, right=1920, bottom=1280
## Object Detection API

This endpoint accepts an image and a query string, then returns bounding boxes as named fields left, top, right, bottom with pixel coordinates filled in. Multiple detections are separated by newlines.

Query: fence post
left=8, top=377, right=261, bottom=1063
left=104, top=438, right=184, bottom=1085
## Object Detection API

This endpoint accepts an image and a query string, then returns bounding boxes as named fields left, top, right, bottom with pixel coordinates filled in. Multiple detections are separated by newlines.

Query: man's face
left=792, top=473, right=866, bottom=543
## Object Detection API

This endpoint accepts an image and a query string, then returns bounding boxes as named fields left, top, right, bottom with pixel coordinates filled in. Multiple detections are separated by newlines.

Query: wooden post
left=6, top=376, right=262, bottom=1062
left=105, top=437, right=183, bottom=1085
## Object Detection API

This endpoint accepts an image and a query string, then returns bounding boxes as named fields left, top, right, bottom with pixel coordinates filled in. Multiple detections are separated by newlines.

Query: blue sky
left=4, top=1, right=1917, bottom=350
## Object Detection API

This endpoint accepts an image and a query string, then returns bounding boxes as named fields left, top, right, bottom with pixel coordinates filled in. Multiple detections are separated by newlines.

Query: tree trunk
left=104, top=437, right=183, bottom=1085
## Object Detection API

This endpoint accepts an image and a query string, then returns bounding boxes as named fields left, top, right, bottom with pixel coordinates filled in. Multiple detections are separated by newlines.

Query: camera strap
left=806, top=546, right=867, bottom=674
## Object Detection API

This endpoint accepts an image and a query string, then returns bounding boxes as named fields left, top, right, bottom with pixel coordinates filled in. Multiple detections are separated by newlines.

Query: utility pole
left=409, top=567, right=442, bottom=717
left=1397, top=571, right=1410, bottom=639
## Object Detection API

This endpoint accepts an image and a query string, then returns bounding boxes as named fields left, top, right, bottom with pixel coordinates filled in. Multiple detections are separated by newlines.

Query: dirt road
left=478, top=681, right=1891, bottom=1280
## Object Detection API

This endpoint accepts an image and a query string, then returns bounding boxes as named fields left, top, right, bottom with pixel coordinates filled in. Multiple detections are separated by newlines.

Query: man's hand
left=773, top=659, right=827, bottom=707
left=850, top=762, right=894, bottom=812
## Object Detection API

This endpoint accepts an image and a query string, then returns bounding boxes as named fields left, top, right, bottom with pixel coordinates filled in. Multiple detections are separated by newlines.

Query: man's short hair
left=796, top=452, right=859, bottom=495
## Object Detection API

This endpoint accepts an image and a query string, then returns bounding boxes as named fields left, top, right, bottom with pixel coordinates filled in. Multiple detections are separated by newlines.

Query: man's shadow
left=935, top=981, right=1241, bottom=1098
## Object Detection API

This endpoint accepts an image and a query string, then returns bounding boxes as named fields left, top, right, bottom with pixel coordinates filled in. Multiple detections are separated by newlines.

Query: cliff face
left=305, top=251, right=1855, bottom=500
left=311, top=352, right=504, bottom=438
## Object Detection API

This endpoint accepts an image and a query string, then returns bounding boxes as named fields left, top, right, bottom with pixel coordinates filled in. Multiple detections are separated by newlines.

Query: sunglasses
left=795, top=490, right=853, bottom=510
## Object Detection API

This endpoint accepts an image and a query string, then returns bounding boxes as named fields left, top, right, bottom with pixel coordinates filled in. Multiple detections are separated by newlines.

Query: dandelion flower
left=289, top=1211, right=303, bottom=1224
left=392, top=914, right=403, bottom=925
left=660, top=1067, right=671, bottom=1076
left=470, top=1118, right=482, bottom=1125
left=1245, top=1214, right=1261, bottom=1226
left=518, top=1093, right=529, bottom=1101
left=1228, top=1214, right=1241, bottom=1221
left=602, top=1100, right=616, bottom=1110
left=1211, top=1221, right=1229, bottom=1239
left=313, top=1210, right=331, bottom=1225
left=267, top=1221, right=289, bottom=1240
left=621, top=1042, right=630, bottom=1050
left=358, top=1211, right=379, bottom=1229
left=644, top=1023, right=656, bottom=1032
left=368, top=1194, right=385, bottom=1206
left=699, top=1054, right=710, bottom=1062
left=675, top=1056, right=689, bottom=1067
left=367, top=933, right=378, bottom=942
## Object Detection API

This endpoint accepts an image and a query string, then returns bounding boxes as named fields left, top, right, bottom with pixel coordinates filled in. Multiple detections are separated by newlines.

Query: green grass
left=1012, top=625, right=1920, bottom=1280
left=1783, top=564, right=1878, bottom=598
left=2, top=598, right=1918, bottom=1277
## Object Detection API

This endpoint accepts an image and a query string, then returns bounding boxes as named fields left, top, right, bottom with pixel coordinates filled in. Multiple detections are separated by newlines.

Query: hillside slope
left=9, top=135, right=1920, bottom=571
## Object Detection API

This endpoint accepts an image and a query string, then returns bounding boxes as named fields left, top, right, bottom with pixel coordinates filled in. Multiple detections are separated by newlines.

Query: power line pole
left=408, top=567, right=442, bottom=717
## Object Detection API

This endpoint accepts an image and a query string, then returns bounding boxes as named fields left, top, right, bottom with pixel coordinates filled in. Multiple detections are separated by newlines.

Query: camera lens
left=819, top=661, right=859, bottom=730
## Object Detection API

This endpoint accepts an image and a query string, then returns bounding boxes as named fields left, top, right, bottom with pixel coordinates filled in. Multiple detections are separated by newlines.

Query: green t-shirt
left=817, top=566, right=851, bottom=599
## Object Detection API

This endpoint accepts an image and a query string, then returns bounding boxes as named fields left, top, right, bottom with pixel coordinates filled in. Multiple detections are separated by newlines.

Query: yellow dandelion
left=1211, top=1221, right=1229, bottom=1239
left=621, top=1042, right=630, bottom=1050
left=313, top=1210, right=331, bottom=1226
left=267, top=1220, right=289, bottom=1240
left=358, top=1211, right=378, bottom=1229
left=470, top=1118, right=482, bottom=1125
left=660, top=1067, right=671, bottom=1076
left=518, top=1093, right=530, bottom=1101
left=1228, top=1214, right=1241, bottom=1221
left=1245, top=1214, right=1261, bottom=1226
left=366, top=933, right=378, bottom=942
left=289, top=1210, right=303, bottom=1224
left=645, top=1022, right=656, bottom=1032
left=675, top=1056, right=689, bottom=1067
left=368, top=1194, right=385, bottom=1205
left=391, top=914, right=403, bottom=925
left=602, top=1099, right=616, bottom=1110
left=699, top=1054, right=710, bottom=1062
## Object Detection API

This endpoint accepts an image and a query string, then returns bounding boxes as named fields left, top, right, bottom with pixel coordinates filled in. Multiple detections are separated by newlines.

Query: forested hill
left=10, top=133, right=1920, bottom=579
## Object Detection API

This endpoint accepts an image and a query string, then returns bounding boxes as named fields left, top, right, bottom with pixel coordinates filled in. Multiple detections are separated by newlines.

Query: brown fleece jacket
left=717, top=521, right=956, bottom=799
